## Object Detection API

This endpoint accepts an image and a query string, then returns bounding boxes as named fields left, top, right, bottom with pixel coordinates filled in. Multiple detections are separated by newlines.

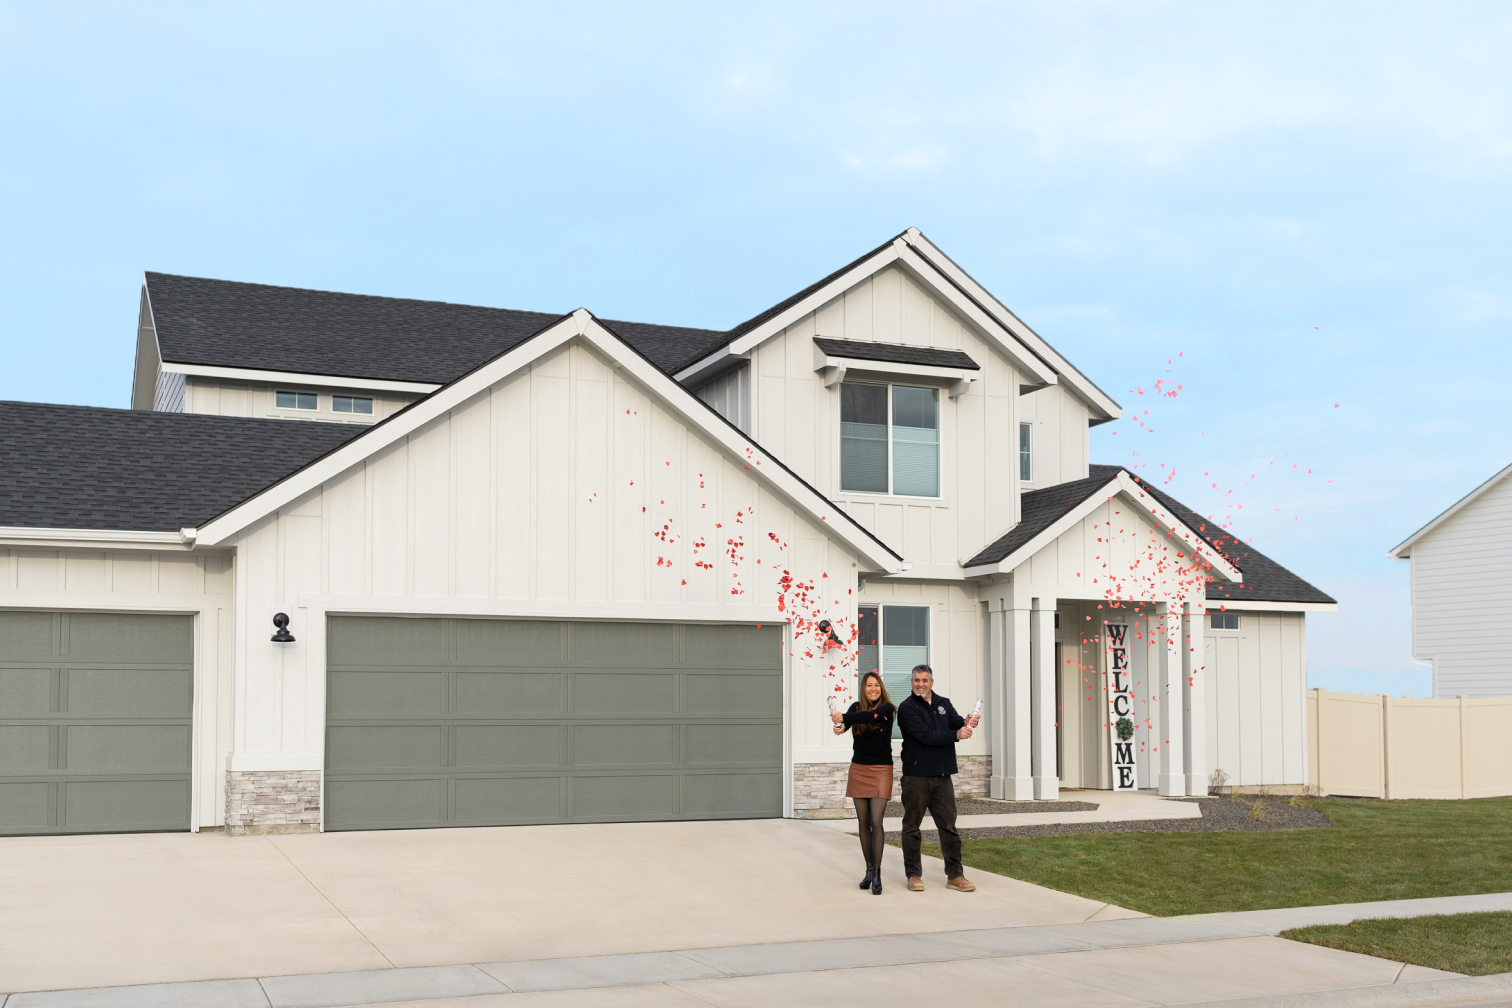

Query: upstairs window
left=333, top=395, right=374, bottom=414
left=276, top=390, right=317, bottom=410
left=1210, top=612, right=1240, bottom=630
left=1019, top=423, right=1033, bottom=481
left=840, top=382, right=939, bottom=497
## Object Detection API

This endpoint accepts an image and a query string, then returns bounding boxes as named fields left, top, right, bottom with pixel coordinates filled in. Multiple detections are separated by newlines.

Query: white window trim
left=275, top=390, right=320, bottom=411
left=840, top=380, right=942, bottom=500
left=1019, top=422, right=1033, bottom=483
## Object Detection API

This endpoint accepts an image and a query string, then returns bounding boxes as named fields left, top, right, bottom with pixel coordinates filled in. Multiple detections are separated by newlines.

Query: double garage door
left=325, top=616, right=783, bottom=831
left=0, top=611, right=193, bottom=835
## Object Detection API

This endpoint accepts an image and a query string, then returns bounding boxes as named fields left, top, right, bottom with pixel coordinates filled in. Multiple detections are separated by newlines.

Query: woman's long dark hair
left=853, top=672, right=894, bottom=735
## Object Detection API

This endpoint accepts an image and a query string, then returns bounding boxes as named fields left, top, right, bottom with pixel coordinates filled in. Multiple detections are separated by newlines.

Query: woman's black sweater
left=842, top=702, right=895, bottom=765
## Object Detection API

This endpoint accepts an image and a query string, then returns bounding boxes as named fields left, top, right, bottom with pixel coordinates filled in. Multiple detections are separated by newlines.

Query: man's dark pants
left=900, top=774, right=962, bottom=879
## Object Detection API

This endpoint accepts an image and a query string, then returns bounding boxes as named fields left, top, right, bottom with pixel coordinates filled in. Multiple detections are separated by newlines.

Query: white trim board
left=0, top=525, right=189, bottom=546
left=191, top=310, right=905, bottom=574
left=159, top=361, right=442, bottom=395
left=1207, top=600, right=1337, bottom=613
left=301, top=595, right=791, bottom=624
left=1389, top=461, right=1512, bottom=559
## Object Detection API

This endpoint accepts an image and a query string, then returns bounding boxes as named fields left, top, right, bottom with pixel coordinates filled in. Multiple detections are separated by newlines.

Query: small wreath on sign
left=1115, top=717, right=1135, bottom=741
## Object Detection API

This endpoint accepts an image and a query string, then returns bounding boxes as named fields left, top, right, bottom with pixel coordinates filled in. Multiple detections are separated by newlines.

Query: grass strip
left=919, top=796, right=1512, bottom=916
left=1280, top=911, right=1512, bottom=976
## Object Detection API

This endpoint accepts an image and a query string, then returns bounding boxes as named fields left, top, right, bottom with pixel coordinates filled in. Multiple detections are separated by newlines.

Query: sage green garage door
left=0, top=611, right=193, bottom=835
left=325, top=617, right=783, bottom=831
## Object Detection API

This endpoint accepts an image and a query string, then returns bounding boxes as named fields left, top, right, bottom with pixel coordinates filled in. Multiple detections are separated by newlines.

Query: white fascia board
left=159, top=361, right=442, bottom=395
left=962, top=473, right=1242, bottom=583
left=813, top=353, right=975, bottom=384
left=903, top=229, right=1121, bottom=422
left=1206, top=600, right=1338, bottom=613
left=675, top=347, right=750, bottom=387
left=1388, top=461, right=1512, bottom=559
left=0, top=526, right=187, bottom=546
left=193, top=310, right=906, bottom=574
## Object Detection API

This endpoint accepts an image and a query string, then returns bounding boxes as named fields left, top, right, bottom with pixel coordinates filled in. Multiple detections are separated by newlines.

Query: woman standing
left=831, top=671, right=895, bottom=895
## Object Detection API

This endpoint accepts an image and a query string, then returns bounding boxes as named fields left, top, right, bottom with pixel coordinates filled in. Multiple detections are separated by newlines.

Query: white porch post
left=986, top=589, right=1033, bottom=799
left=1183, top=599, right=1208, bottom=797
left=1030, top=597, right=1059, bottom=800
left=1156, top=600, right=1186, bottom=796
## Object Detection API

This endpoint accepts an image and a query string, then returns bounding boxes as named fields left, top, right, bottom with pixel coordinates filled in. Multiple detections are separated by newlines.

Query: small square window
left=1210, top=612, right=1240, bottom=630
left=276, top=390, right=317, bottom=410
left=333, top=396, right=373, bottom=414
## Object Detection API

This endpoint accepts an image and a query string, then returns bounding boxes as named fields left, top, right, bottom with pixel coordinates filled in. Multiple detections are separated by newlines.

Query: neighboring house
left=1390, top=463, right=1512, bottom=698
left=0, top=228, right=1335, bottom=837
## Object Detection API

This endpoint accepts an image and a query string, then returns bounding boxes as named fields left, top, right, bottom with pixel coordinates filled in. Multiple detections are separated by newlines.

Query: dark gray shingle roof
left=0, top=402, right=366, bottom=531
left=814, top=337, right=979, bottom=370
left=966, top=464, right=1335, bottom=605
left=145, top=272, right=729, bottom=383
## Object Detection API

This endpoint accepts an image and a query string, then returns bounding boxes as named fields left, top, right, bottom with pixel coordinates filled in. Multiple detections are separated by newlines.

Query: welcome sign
left=1105, top=622, right=1137, bottom=791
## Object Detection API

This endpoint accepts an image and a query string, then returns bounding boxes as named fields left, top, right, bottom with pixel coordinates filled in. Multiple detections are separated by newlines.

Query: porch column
left=1030, top=597, right=1059, bottom=800
left=986, top=592, right=1033, bottom=799
left=1183, top=599, right=1209, bottom=796
left=1156, top=600, right=1187, bottom=796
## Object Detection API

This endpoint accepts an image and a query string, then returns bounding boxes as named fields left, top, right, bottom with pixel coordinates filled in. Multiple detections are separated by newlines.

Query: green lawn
left=1281, top=911, right=1512, bottom=976
left=921, top=797, right=1512, bottom=916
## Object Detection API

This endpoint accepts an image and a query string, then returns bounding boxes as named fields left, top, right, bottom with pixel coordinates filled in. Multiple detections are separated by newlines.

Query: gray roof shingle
left=965, top=464, right=1335, bottom=605
left=145, top=272, right=729, bottom=383
left=813, top=338, right=979, bottom=370
left=0, top=402, right=366, bottom=531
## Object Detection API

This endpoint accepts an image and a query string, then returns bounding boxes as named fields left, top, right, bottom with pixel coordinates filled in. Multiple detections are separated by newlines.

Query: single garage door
left=325, top=616, right=782, bottom=831
left=0, top=611, right=193, bottom=835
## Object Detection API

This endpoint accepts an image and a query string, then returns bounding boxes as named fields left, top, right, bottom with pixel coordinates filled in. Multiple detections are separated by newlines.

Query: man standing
left=896, top=664, right=979, bottom=892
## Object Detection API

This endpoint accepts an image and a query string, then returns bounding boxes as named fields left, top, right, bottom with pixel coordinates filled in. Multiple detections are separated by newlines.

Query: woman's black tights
left=853, top=797, right=887, bottom=870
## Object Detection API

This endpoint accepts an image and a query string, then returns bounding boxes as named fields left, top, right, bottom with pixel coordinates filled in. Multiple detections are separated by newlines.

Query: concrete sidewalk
left=816, top=788, right=1203, bottom=834
left=8, top=893, right=1512, bottom=1007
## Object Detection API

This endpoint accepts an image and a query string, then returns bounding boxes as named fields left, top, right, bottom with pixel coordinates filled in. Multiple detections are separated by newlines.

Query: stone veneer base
left=793, top=755, right=990, bottom=818
left=225, top=770, right=322, bottom=836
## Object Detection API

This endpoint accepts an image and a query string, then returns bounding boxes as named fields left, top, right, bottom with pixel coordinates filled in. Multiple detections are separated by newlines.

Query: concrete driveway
left=0, top=818, right=1133, bottom=994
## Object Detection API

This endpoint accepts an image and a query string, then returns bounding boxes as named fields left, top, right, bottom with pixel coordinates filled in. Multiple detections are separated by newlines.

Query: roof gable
left=189, top=310, right=906, bottom=574
left=1389, top=462, right=1512, bottom=559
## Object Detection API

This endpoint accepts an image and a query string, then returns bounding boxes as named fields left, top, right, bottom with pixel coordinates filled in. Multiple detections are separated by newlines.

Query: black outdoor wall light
left=271, top=612, right=296, bottom=642
left=816, top=619, right=844, bottom=647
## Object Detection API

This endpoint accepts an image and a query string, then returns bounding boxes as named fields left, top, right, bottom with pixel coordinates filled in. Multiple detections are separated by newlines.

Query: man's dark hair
left=912, top=664, right=933, bottom=676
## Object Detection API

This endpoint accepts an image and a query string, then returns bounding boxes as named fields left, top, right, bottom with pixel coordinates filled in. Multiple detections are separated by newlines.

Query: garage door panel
left=64, top=779, right=189, bottom=828
left=570, top=673, right=675, bottom=714
left=686, top=724, right=781, bottom=765
left=573, top=724, right=677, bottom=766
left=685, top=772, right=781, bottom=816
left=0, top=669, right=53, bottom=715
left=454, top=724, right=563, bottom=768
left=64, top=725, right=191, bottom=773
left=329, top=617, right=447, bottom=665
left=454, top=620, right=565, bottom=665
left=0, top=612, right=55, bottom=661
left=684, top=674, right=781, bottom=716
left=571, top=623, right=675, bottom=665
left=454, top=776, right=563, bottom=822
left=65, top=614, right=193, bottom=665
left=684, top=625, right=781, bottom=668
left=65, top=668, right=192, bottom=716
left=326, top=617, right=781, bottom=831
left=326, top=778, right=444, bottom=827
left=327, top=725, right=445, bottom=770
left=571, top=774, right=677, bottom=818
left=455, top=671, right=563, bottom=715
left=0, top=782, right=52, bottom=830
left=329, top=670, right=445, bottom=716
left=0, top=725, right=51, bottom=771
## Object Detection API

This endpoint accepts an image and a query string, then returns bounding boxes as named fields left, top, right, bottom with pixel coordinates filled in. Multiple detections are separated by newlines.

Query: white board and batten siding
left=0, top=546, right=236, bottom=827
left=709, top=265, right=1094, bottom=572
left=227, top=341, right=865, bottom=781
left=1205, top=611, right=1307, bottom=788
left=1405, top=471, right=1512, bottom=698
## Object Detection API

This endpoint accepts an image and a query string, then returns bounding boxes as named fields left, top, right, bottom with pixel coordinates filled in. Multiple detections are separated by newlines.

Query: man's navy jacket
left=898, top=691, right=966, bottom=777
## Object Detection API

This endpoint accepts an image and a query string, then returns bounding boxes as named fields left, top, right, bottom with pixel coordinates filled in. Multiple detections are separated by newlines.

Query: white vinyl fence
left=1307, top=689, right=1512, bottom=799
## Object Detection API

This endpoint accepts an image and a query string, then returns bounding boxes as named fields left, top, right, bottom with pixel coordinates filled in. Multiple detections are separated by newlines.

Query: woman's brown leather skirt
left=845, top=761, right=894, bottom=799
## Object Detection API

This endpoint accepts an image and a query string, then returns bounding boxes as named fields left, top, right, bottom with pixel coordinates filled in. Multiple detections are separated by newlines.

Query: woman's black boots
left=859, top=864, right=875, bottom=889
left=871, top=863, right=883, bottom=895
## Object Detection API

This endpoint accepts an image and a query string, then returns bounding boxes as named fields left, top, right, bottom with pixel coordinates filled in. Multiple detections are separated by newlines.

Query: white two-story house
left=0, top=229, right=1335, bottom=837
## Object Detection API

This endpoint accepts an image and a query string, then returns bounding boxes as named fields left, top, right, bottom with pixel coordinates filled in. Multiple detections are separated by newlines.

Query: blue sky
left=3, top=2, right=1508, bottom=696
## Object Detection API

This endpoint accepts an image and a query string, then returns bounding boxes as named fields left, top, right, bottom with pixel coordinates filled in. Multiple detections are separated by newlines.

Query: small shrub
left=1208, top=768, right=1230, bottom=796
left=1248, top=799, right=1269, bottom=822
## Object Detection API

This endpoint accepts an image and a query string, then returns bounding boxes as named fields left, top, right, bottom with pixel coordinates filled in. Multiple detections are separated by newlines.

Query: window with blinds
left=856, top=603, right=930, bottom=739
left=840, top=382, right=939, bottom=497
